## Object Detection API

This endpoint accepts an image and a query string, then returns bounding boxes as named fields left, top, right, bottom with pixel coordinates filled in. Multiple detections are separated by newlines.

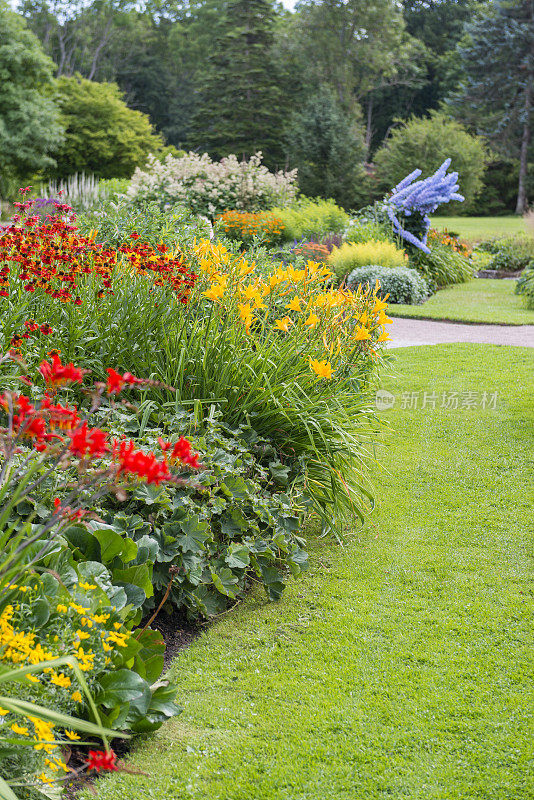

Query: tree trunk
left=516, top=80, right=532, bottom=215
left=365, top=95, right=373, bottom=160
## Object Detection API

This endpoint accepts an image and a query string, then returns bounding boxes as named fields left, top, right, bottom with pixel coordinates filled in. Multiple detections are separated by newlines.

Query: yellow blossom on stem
left=285, top=297, right=301, bottom=313
left=309, top=359, right=333, bottom=379
left=11, top=723, right=29, bottom=736
left=354, top=326, right=371, bottom=341
left=71, top=691, right=82, bottom=703
left=305, top=313, right=320, bottom=329
left=50, top=671, right=71, bottom=688
left=274, top=316, right=293, bottom=332
left=64, top=729, right=81, bottom=741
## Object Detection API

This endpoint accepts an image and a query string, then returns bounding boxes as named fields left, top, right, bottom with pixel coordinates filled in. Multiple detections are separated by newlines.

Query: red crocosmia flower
left=114, top=439, right=172, bottom=485
left=106, top=368, right=144, bottom=394
left=86, top=749, right=118, bottom=773
left=39, top=355, right=87, bottom=386
left=170, top=437, right=200, bottom=469
left=69, top=421, right=109, bottom=458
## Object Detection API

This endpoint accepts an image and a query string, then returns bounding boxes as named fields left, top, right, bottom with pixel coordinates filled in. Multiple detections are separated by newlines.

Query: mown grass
left=389, top=278, right=534, bottom=325
left=85, top=345, right=534, bottom=800
left=431, top=216, right=527, bottom=242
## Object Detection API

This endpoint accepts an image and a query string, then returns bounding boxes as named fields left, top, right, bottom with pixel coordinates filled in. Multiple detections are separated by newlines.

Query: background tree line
left=1, top=0, right=532, bottom=213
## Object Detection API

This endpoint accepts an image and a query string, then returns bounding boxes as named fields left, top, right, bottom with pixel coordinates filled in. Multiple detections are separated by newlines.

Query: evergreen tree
left=188, top=0, right=286, bottom=166
left=285, top=86, right=366, bottom=209
left=450, top=0, right=534, bottom=213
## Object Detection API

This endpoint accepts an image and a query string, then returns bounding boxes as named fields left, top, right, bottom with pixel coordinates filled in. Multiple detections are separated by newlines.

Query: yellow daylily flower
left=354, top=326, right=371, bottom=341
left=274, top=316, right=293, bottom=332
left=309, top=359, right=333, bottom=379
left=285, top=297, right=302, bottom=313
left=304, top=313, right=320, bottom=328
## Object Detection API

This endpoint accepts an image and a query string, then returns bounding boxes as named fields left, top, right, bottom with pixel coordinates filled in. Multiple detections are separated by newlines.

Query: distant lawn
left=389, top=278, right=534, bottom=325
left=431, top=216, right=527, bottom=243
left=83, top=345, right=534, bottom=800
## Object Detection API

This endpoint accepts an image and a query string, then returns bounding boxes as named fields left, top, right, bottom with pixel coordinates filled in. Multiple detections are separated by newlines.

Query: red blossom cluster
left=0, top=207, right=116, bottom=303
left=0, top=355, right=200, bottom=482
left=86, top=749, right=118, bottom=773
left=118, top=238, right=198, bottom=301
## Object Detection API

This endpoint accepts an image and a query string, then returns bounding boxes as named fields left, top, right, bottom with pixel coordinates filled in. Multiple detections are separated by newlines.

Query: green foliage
left=77, top=200, right=211, bottom=249
left=346, top=265, right=429, bottom=305
left=412, top=242, right=474, bottom=288
left=515, top=263, right=534, bottom=308
left=49, top=75, right=165, bottom=180
left=270, top=198, right=349, bottom=242
left=0, top=1, right=63, bottom=195
left=373, top=112, right=487, bottom=213
left=329, top=240, right=408, bottom=281
left=284, top=87, right=366, bottom=209
left=477, top=235, right=534, bottom=272
left=343, top=219, right=395, bottom=245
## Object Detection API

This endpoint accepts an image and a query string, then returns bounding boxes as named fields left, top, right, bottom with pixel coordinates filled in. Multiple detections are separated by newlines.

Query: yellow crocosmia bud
left=274, top=316, right=292, bottom=332
left=309, top=359, right=333, bottom=379
left=355, top=326, right=372, bottom=341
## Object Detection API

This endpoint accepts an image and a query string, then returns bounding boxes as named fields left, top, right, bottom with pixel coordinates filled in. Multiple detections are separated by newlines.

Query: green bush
left=270, top=198, right=349, bottom=242
left=346, top=266, right=429, bottom=305
left=49, top=75, right=165, bottom=179
left=343, top=219, right=395, bottom=245
left=515, top=262, right=534, bottom=308
left=329, top=239, right=408, bottom=281
left=77, top=199, right=211, bottom=249
left=412, top=243, right=474, bottom=289
left=477, top=235, right=534, bottom=272
left=373, top=112, right=487, bottom=214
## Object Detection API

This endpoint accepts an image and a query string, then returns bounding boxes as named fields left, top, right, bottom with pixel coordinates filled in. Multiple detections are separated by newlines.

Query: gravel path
left=389, top=317, right=534, bottom=348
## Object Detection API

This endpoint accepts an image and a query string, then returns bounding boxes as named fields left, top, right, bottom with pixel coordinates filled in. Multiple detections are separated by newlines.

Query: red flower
left=24, top=320, right=39, bottom=332
left=170, top=436, right=200, bottom=469
left=39, top=355, right=87, bottom=386
left=105, top=368, right=143, bottom=395
left=86, top=749, right=118, bottom=772
left=40, top=324, right=53, bottom=335
left=129, top=232, right=140, bottom=240
left=69, top=421, right=108, bottom=458
left=114, top=439, right=172, bottom=485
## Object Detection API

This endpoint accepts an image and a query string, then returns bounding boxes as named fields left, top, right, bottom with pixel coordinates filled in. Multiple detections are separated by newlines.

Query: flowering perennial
left=386, top=159, right=465, bottom=253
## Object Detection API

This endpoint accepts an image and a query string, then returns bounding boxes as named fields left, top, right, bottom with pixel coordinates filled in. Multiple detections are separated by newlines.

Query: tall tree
left=188, top=0, right=287, bottom=166
left=450, top=0, right=534, bottom=213
left=0, top=1, right=62, bottom=195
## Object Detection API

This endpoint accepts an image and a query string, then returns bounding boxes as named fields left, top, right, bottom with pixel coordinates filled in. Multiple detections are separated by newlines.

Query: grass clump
left=270, top=198, right=348, bottom=241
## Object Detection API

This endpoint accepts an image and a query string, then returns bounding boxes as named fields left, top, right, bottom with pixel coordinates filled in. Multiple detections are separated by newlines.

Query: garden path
left=389, top=317, right=534, bottom=348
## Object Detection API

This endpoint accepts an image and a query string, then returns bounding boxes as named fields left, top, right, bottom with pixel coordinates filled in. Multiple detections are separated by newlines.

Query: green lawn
left=389, top=278, right=534, bottom=325
left=85, top=344, right=534, bottom=800
left=431, top=216, right=527, bottom=242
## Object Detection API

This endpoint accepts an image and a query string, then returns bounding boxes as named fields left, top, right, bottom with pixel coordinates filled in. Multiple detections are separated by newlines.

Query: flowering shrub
left=385, top=159, right=464, bottom=253
left=126, top=152, right=297, bottom=218
left=478, top=234, right=534, bottom=272
left=329, top=240, right=408, bottom=281
left=215, top=210, right=285, bottom=246
left=427, top=228, right=472, bottom=259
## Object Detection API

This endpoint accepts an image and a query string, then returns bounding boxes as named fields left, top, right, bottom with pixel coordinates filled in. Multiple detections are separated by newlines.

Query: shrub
left=373, top=112, right=487, bottom=213
left=344, top=219, right=395, bottom=245
left=346, top=266, right=429, bottom=305
left=329, top=240, right=408, bottom=281
left=77, top=199, right=210, bottom=250
left=50, top=76, right=165, bottom=180
left=293, top=242, right=331, bottom=262
left=215, top=210, right=285, bottom=246
left=270, top=198, right=349, bottom=242
left=477, top=234, right=534, bottom=272
left=126, top=151, right=297, bottom=218
left=515, top=262, right=534, bottom=308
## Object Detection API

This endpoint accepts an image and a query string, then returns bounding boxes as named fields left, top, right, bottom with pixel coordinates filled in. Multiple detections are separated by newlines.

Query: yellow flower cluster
left=192, top=239, right=393, bottom=379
